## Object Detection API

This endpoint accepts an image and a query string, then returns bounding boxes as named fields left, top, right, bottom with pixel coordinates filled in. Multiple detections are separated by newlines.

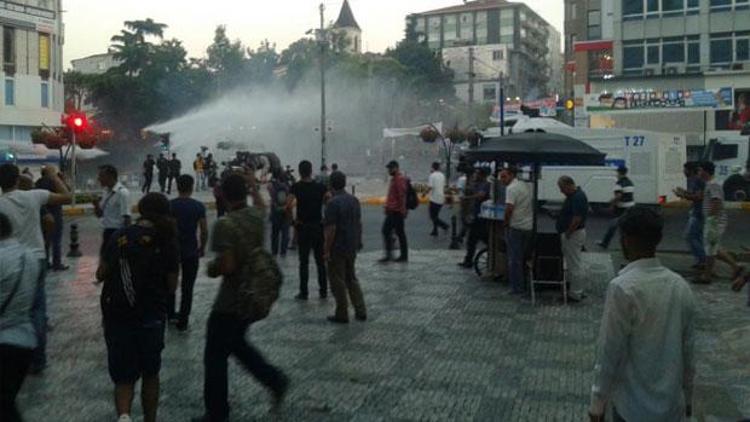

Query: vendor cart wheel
left=474, top=248, right=489, bottom=277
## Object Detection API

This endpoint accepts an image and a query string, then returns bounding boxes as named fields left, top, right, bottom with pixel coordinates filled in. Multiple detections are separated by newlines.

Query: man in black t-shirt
left=166, top=153, right=181, bottom=195
left=142, top=155, right=155, bottom=194
left=156, top=154, right=169, bottom=193
left=288, top=160, right=328, bottom=299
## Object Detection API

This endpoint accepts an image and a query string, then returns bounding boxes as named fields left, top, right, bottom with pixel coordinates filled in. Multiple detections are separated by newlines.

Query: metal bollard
left=67, top=223, right=83, bottom=258
left=449, top=214, right=461, bottom=250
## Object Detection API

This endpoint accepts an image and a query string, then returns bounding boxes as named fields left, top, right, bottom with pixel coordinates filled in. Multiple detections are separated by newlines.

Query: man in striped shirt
left=598, top=166, right=635, bottom=250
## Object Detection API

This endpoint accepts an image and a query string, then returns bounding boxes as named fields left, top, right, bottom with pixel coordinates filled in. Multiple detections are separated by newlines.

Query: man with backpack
left=195, top=174, right=288, bottom=421
left=380, top=160, right=410, bottom=263
left=268, top=170, right=291, bottom=258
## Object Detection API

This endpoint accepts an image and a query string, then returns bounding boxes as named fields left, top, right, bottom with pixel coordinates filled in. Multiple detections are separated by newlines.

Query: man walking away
left=426, top=162, right=449, bottom=236
left=169, top=175, right=208, bottom=331
left=97, top=193, right=179, bottom=422
left=0, top=212, right=43, bottom=421
left=380, top=160, right=409, bottom=263
left=268, top=171, right=291, bottom=258
left=142, top=154, right=155, bottom=194
left=195, top=174, right=288, bottom=421
left=167, top=153, right=181, bottom=195
left=598, top=166, right=635, bottom=249
left=459, top=168, right=490, bottom=268
left=156, top=154, right=169, bottom=194
left=589, top=207, right=695, bottom=422
left=500, top=166, right=533, bottom=295
left=93, top=165, right=131, bottom=256
left=324, top=171, right=366, bottom=324
left=556, top=176, right=589, bottom=302
left=0, top=164, right=71, bottom=374
left=696, top=161, right=743, bottom=284
left=289, top=160, right=328, bottom=299
left=193, top=154, right=205, bottom=192
left=674, top=162, right=706, bottom=270
left=35, top=167, right=69, bottom=271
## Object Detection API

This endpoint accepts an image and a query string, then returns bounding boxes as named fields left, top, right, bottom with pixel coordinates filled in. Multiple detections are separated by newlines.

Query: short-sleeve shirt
left=210, top=207, right=264, bottom=316
left=687, top=176, right=705, bottom=216
left=324, top=190, right=361, bottom=254
left=290, top=180, right=327, bottom=225
left=702, top=181, right=727, bottom=226
left=35, top=176, right=62, bottom=215
left=0, top=189, right=51, bottom=259
left=100, top=182, right=130, bottom=230
left=556, top=187, right=589, bottom=234
left=428, top=171, right=446, bottom=205
left=614, top=177, right=635, bottom=209
left=505, top=178, right=533, bottom=231
left=170, top=197, right=206, bottom=259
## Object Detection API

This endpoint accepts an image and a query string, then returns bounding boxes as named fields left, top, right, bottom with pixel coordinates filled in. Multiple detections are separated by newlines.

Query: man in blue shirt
left=169, top=175, right=208, bottom=331
left=556, top=176, right=589, bottom=302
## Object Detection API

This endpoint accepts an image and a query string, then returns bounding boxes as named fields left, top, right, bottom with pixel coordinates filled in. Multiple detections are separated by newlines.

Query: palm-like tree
left=111, top=19, right=168, bottom=75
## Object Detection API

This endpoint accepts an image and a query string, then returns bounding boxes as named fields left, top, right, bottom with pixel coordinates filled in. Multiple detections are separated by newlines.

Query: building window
left=458, top=12, right=473, bottom=42
left=587, top=10, right=601, bottom=40
left=738, top=38, right=750, bottom=61
left=3, top=27, right=15, bottom=72
left=710, top=38, right=733, bottom=63
left=4, top=79, right=14, bottom=106
left=483, top=85, right=497, bottom=101
left=569, top=2, right=578, bottom=19
left=475, top=11, right=488, bottom=44
left=687, top=41, right=700, bottom=63
left=39, top=33, right=51, bottom=79
left=624, top=0, right=702, bottom=18
left=623, top=45, right=645, bottom=69
left=647, top=45, right=660, bottom=64
left=710, top=0, right=749, bottom=11
left=710, top=33, right=750, bottom=63
left=493, top=50, right=504, bottom=61
left=443, top=14, right=457, bottom=44
left=662, top=39, right=685, bottom=62
left=41, top=83, right=49, bottom=108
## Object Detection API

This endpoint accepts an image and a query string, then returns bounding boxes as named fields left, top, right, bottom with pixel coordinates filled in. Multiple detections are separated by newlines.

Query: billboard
left=715, top=88, right=750, bottom=132
left=585, top=87, right=734, bottom=112
left=492, top=97, right=558, bottom=121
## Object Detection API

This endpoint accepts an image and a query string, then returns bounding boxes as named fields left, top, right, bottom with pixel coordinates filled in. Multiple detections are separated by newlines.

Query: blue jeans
left=685, top=212, right=705, bottom=264
left=600, top=208, right=626, bottom=248
left=31, top=259, right=47, bottom=369
left=507, top=228, right=532, bottom=293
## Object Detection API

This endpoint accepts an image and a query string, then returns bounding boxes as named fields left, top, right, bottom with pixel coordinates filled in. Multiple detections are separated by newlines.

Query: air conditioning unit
left=643, top=68, right=656, bottom=76
left=731, top=63, right=745, bottom=70
left=663, top=65, right=686, bottom=75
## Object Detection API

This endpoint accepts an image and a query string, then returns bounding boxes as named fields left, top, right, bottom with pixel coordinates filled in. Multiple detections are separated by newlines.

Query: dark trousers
left=203, top=313, right=285, bottom=421
left=167, top=257, right=200, bottom=324
left=270, top=216, right=290, bottom=257
left=101, top=228, right=117, bottom=256
left=600, top=208, right=626, bottom=248
left=328, top=254, right=366, bottom=320
left=142, top=173, right=153, bottom=194
left=463, top=219, right=488, bottom=264
left=166, top=175, right=176, bottom=194
left=382, top=211, right=407, bottom=259
left=297, top=223, right=327, bottom=297
left=429, top=202, right=449, bottom=234
left=158, top=173, right=167, bottom=193
left=0, top=344, right=33, bottom=422
left=44, top=209, right=63, bottom=267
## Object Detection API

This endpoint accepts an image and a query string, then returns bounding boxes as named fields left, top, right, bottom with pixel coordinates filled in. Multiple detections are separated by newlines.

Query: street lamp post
left=318, top=3, right=327, bottom=169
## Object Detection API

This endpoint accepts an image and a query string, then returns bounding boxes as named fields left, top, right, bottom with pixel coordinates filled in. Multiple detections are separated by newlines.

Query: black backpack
left=406, top=178, right=419, bottom=210
left=100, top=226, right=167, bottom=321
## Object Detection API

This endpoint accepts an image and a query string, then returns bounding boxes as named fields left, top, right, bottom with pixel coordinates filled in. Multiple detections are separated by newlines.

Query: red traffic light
left=65, top=113, right=88, bottom=133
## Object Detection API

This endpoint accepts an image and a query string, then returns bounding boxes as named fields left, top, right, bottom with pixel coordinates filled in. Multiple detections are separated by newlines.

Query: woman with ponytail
left=96, top=193, right=179, bottom=422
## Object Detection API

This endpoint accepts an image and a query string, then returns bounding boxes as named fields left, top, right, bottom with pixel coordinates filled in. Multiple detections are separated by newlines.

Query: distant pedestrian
left=589, top=206, right=695, bottom=422
left=193, top=153, right=205, bottom=192
left=0, top=212, right=43, bottom=421
left=380, top=160, right=409, bottom=263
left=597, top=166, right=635, bottom=249
left=674, top=162, right=706, bottom=269
left=0, top=164, right=71, bottom=374
left=696, top=161, right=744, bottom=284
left=459, top=168, right=490, bottom=268
left=500, top=166, right=533, bottom=295
left=323, top=171, right=366, bottom=323
left=268, top=171, right=291, bottom=258
left=167, top=153, right=181, bottom=195
left=142, top=154, right=155, bottom=194
left=35, top=167, right=69, bottom=271
left=456, top=170, right=469, bottom=241
left=331, top=163, right=339, bottom=172
left=169, top=175, right=208, bottom=331
left=93, top=165, right=131, bottom=256
left=316, top=164, right=330, bottom=189
left=426, top=162, right=449, bottom=236
left=195, top=174, right=288, bottom=421
left=156, top=154, right=169, bottom=194
left=289, top=161, right=328, bottom=299
left=97, top=193, right=179, bottom=422
left=556, top=176, right=589, bottom=302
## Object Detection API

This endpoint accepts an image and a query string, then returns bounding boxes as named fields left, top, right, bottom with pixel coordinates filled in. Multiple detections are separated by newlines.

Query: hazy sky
left=63, top=0, right=563, bottom=67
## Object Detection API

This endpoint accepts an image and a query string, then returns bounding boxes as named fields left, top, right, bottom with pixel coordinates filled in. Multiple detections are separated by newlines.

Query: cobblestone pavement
left=16, top=249, right=750, bottom=421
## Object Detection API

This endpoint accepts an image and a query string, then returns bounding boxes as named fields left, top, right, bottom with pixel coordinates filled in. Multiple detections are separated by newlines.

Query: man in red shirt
left=380, top=161, right=408, bottom=263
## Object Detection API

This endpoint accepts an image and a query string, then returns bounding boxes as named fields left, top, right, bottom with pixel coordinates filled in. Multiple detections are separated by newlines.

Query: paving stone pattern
left=16, top=250, right=750, bottom=421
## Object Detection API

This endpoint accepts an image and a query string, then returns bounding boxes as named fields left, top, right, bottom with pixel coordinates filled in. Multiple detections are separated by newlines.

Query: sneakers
left=327, top=316, right=349, bottom=324
left=118, top=415, right=132, bottom=422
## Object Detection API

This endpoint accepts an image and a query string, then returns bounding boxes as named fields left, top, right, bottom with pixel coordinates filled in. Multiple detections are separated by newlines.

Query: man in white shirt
left=93, top=165, right=131, bottom=255
left=425, top=162, right=449, bottom=236
left=0, top=164, right=72, bottom=374
left=500, top=166, right=534, bottom=295
left=589, top=206, right=695, bottom=422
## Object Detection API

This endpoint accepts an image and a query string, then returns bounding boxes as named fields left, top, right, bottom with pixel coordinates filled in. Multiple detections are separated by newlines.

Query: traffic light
left=565, top=99, right=575, bottom=111
left=65, top=113, right=88, bottom=133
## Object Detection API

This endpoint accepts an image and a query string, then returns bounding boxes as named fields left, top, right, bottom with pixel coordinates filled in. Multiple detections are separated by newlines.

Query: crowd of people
left=1, top=152, right=749, bottom=421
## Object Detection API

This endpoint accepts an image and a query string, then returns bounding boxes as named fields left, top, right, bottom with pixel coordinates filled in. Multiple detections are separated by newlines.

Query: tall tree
left=206, top=25, right=247, bottom=91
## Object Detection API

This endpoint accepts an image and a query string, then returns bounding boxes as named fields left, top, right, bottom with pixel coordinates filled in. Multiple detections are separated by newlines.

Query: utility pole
left=468, top=47, right=475, bottom=124
left=499, top=70, right=505, bottom=136
left=319, top=3, right=327, bottom=169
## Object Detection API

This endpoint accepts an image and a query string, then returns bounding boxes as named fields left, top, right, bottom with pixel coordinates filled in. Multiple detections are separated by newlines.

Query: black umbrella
left=462, top=131, right=606, bottom=234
